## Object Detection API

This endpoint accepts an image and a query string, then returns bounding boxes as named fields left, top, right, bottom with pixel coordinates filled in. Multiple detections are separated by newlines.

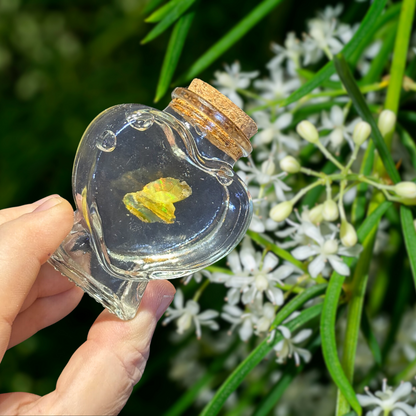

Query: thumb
left=31, top=280, right=176, bottom=415
left=0, top=196, right=74, bottom=358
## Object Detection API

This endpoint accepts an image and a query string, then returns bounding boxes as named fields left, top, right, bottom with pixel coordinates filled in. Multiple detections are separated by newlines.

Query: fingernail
left=156, top=295, right=174, bottom=320
left=34, top=194, right=60, bottom=205
left=34, top=197, right=62, bottom=212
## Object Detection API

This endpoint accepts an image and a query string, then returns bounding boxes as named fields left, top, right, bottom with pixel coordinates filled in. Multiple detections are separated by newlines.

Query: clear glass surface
left=49, top=103, right=252, bottom=319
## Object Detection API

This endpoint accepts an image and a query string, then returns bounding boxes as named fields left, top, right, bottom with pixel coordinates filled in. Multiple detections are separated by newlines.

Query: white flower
left=237, top=155, right=291, bottom=201
left=252, top=111, right=295, bottom=149
left=302, top=5, right=346, bottom=64
left=291, top=222, right=362, bottom=278
left=221, top=303, right=257, bottom=341
left=320, top=105, right=360, bottom=153
left=212, top=238, right=295, bottom=305
left=275, top=207, right=338, bottom=249
left=267, top=32, right=303, bottom=76
left=221, top=300, right=276, bottom=341
left=163, top=289, right=219, bottom=339
left=273, top=325, right=312, bottom=366
left=249, top=196, right=280, bottom=233
left=254, top=66, right=300, bottom=102
left=213, top=61, right=259, bottom=108
left=357, top=380, right=416, bottom=416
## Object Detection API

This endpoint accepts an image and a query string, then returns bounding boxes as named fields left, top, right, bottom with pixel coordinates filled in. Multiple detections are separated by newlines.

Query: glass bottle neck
left=163, top=106, right=236, bottom=166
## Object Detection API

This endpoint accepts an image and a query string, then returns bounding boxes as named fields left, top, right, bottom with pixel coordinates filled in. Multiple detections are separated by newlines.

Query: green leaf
left=351, top=142, right=375, bottom=226
left=154, top=10, right=195, bottom=102
left=246, top=230, right=307, bottom=272
left=356, top=201, right=392, bottom=242
left=146, top=0, right=181, bottom=22
left=361, top=310, right=382, bottom=366
left=399, top=110, right=416, bottom=125
left=141, top=0, right=196, bottom=44
left=400, top=205, right=416, bottom=290
left=200, top=286, right=327, bottom=416
left=322, top=199, right=393, bottom=416
left=333, top=53, right=401, bottom=184
left=279, top=0, right=388, bottom=108
left=174, top=0, right=285, bottom=85
left=384, top=0, right=416, bottom=116
left=143, top=0, right=166, bottom=16
left=321, top=273, right=362, bottom=415
left=361, top=22, right=397, bottom=84
left=252, top=335, right=321, bottom=416
left=397, top=124, right=416, bottom=171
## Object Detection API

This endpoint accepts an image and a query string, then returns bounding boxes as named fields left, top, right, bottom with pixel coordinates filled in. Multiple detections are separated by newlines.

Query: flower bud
left=378, top=110, right=396, bottom=137
left=322, top=239, right=339, bottom=255
left=322, top=200, right=339, bottom=222
left=353, top=121, right=371, bottom=146
left=296, top=120, right=319, bottom=144
left=280, top=156, right=300, bottom=173
left=394, top=181, right=416, bottom=199
left=309, top=204, right=324, bottom=224
left=270, top=201, right=293, bottom=222
left=340, top=221, right=358, bottom=247
left=261, top=158, right=275, bottom=176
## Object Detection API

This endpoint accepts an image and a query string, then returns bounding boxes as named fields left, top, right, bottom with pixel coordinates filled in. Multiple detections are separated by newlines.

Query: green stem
left=315, top=141, right=346, bottom=171
left=193, top=279, right=210, bottom=302
left=384, top=0, right=416, bottom=148
left=291, top=179, right=325, bottom=204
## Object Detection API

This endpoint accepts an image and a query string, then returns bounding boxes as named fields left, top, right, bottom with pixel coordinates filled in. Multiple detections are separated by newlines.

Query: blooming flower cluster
left=160, top=2, right=416, bottom=415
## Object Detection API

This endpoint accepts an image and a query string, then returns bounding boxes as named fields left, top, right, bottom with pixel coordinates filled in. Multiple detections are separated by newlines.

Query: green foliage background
left=0, top=0, right=366, bottom=414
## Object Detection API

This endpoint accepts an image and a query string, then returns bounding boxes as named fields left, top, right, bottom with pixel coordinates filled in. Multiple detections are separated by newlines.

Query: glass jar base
left=48, top=246, right=148, bottom=320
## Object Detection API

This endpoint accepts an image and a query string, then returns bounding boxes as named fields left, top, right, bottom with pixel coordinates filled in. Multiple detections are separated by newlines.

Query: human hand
left=0, top=195, right=175, bottom=415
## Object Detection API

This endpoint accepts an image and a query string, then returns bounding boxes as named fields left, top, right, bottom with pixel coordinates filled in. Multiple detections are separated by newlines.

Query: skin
left=0, top=195, right=176, bottom=415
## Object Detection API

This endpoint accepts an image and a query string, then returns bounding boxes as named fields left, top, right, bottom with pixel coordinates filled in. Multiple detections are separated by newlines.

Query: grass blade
left=154, top=10, right=195, bottom=102
left=146, top=0, right=181, bottom=22
left=333, top=53, right=400, bottom=184
left=397, top=124, right=416, bottom=170
left=356, top=201, right=392, bottom=241
left=141, top=0, right=196, bottom=44
left=384, top=0, right=416, bottom=116
left=252, top=335, right=321, bottom=416
left=321, top=198, right=393, bottom=415
left=321, top=272, right=362, bottom=415
left=174, top=0, right=285, bottom=85
left=143, top=0, right=166, bottom=16
left=361, top=309, right=382, bottom=366
left=351, top=142, right=375, bottom=226
left=279, top=0, right=387, bottom=108
left=361, top=22, right=397, bottom=84
left=400, top=205, right=416, bottom=290
left=200, top=285, right=327, bottom=416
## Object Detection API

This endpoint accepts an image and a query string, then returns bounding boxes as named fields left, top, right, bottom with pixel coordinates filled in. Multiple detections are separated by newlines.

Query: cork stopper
left=188, top=79, right=257, bottom=141
left=169, top=79, right=257, bottom=160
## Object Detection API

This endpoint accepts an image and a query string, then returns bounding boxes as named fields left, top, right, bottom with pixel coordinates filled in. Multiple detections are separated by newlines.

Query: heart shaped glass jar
left=49, top=79, right=257, bottom=319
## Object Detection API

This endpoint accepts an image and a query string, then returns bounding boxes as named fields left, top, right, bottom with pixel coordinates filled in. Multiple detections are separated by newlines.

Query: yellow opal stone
left=123, top=177, right=192, bottom=224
